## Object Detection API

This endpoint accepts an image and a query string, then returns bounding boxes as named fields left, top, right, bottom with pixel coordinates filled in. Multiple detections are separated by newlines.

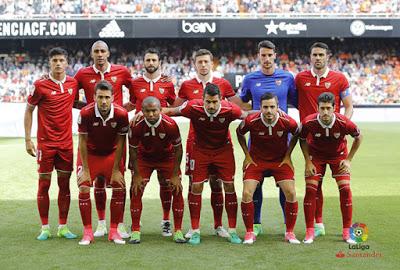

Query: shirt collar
left=261, top=113, right=279, bottom=127
left=144, top=115, right=162, bottom=129
left=204, top=104, right=221, bottom=119
left=311, top=67, right=330, bottom=79
left=95, top=103, right=114, bottom=123
left=317, top=113, right=336, bottom=129
left=143, top=73, right=161, bottom=83
left=92, top=63, right=111, bottom=74
left=195, top=74, right=213, bottom=85
left=49, top=73, right=66, bottom=84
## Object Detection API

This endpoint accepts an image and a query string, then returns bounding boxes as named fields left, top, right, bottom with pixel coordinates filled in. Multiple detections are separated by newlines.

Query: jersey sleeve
left=222, top=79, right=235, bottom=98
left=123, top=67, right=132, bottom=88
left=118, top=111, right=130, bottom=135
left=239, top=75, right=252, bottom=102
left=299, top=120, right=309, bottom=140
left=128, top=123, right=140, bottom=148
left=27, top=81, right=42, bottom=107
left=178, top=100, right=192, bottom=118
left=287, top=116, right=300, bottom=136
left=169, top=121, right=182, bottom=146
left=77, top=110, right=88, bottom=134
left=339, top=73, right=351, bottom=100
left=230, top=102, right=243, bottom=120
left=287, top=74, right=298, bottom=108
left=345, top=118, right=361, bottom=138
left=129, top=79, right=137, bottom=105
left=166, top=83, right=176, bottom=105
left=237, top=116, right=251, bottom=136
left=178, top=82, right=188, bottom=100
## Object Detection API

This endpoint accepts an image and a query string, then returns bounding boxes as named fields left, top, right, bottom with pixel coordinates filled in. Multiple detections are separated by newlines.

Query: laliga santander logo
left=350, top=223, right=368, bottom=243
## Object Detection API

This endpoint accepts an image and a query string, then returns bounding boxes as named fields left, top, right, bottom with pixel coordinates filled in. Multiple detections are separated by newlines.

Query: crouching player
left=128, top=96, right=185, bottom=244
left=77, top=80, right=129, bottom=245
left=299, top=92, right=362, bottom=244
left=237, top=93, right=300, bottom=244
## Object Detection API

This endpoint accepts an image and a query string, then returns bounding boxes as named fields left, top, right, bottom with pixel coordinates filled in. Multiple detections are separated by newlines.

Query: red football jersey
left=295, top=69, right=349, bottom=121
left=299, top=112, right=360, bottom=161
left=178, top=76, right=235, bottom=101
left=78, top=103, right=129, bottom=156
left=128, top=114, right=181, bottom=161
left=74, top=64, right=131, bottom=106
left=238, top=111, right=299, bottom=162
left=179, top=99, right=242, bottom=150
left=27, top=75, right=78, bottom=148
left=129, top=75, right=176, bottom=112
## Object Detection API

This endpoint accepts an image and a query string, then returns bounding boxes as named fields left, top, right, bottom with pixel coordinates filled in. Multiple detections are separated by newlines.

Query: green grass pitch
left=0, top=122, right=398, bottom=270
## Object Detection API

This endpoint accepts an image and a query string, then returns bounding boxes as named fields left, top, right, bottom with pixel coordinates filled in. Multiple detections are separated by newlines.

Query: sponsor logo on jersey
left=259, top=132, right=265, bottom=136
left=90, top=79, right=96, bottom=84
left=193, top=89, right=199, bottom=94
left=140, top=88, right=146, bottom=93
left=315, top=133, right=321, bottom=137
left=277, top=131, right=284, bottom=137
left=99, top=20, right=125, bottom=38
left=111, top=76, right=117, bottom=83
left=159, top=88, right=165, bottom=94
left=256, top=83, right=261, bottom=87
left=275, top=79, right=282, bottom=86
left=199, top=117, right=206, bottom=121
left=325, top=82, right=331, bottom=89
left=159, top=133, right=166, bottom=139
left=51, top=91, right=57, bottom=95
left=334, top=132, right=340, bottom=138
left=305, top=82, right=311, bottom=86
left=144, top=132, right=150, bottom=137
left=111, top=122, right=117, bottom=128
left=218, top=118, right=225, bottom=123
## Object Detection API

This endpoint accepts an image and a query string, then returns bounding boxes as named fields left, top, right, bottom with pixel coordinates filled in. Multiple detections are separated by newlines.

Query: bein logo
left=181, top=20, right=216, bottom=34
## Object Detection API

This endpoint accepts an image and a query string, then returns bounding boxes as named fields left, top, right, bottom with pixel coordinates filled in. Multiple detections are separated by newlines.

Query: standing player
left=237, top=93, right=300, bottom=244
left=295, top=42, right=353, bottom=237
left=126, top=48, right=177, bottom=236
left=165, top=84, right=249, bottom=245
left=299, top=92, right=362, bottom=244
left=239, top=40, right=297, bottom=236
left=172, top=49, right=243, bottom=239
left=74, top=40, right=132, bottom=238
left=77, top=80, right=129, bottom=245
left=24, top=47, right=78, bottom=240
left=128, top=97, right=185, bottom=244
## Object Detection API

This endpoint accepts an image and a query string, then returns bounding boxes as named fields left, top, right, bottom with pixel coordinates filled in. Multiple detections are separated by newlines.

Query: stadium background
left=0, top=1, right=399, bottom=269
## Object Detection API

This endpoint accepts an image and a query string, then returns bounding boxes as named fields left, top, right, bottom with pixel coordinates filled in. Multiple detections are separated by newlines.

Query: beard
left=145, top=65, right=158, bottom=74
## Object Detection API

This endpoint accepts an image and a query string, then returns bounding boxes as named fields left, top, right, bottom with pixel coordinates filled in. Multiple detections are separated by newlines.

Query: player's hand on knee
left=77, top=169, right=91, bottom=187
left=111, top=169, right=125, bottom=187
left=338, top=159, right=351, bottom=174
left=243, top=154, right=257, bottom=171
left=279, top=156, right=294, bottom=171
left=132, top=174, right=144, bottom=196
left=169, top=175, right=182, bottom=194
left=305, top=160, right=316, bottom=177
left=25, top=140, right=36, bottom=157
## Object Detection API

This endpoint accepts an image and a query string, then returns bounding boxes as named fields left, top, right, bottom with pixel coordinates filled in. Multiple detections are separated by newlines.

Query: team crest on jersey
left=93, top=122, right=99, bottom=126
left=140, top=88, right=146, bottom=93
left=275, top=79, right=282, bottom=86
left=159, top=133, right=166, bottom=139
left=68, top=88, right=73, bottom=95
left=111, top=122, right=117, bottom=128
left=193, top=89, right=199, bottom=94
left=90, top=79, right=96, bottom=84
left=111, top=76, right=117, bottom=83
left=325, top=82, right=331, bottom=89
left=334, top=132, right=340, bottom=138
left=305, top=82, right=311, bottom=87
left=144, top=132, right=150, bottom=137
left=277, top=131, right=284, bottom=137
left=159, top=88, right=165, bottom=94
left=256, top=83, right=261, bottom=87
left=218, top=118, right=225, bottom=123
left=315, top=133, right=321, bottom=137
left=51, top=91, right=57, bottom=95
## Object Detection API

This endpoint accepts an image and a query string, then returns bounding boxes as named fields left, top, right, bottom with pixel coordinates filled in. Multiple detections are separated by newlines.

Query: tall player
left=126, top=48, right=177, bottom=236
left=24, top=47, right=78, bottom=240
left=77, top=80, right=129, bottom=245
left=74, top=40, right=132, bottom=238
left=237, top=93, right=300, bottom=245
left=128, top=97, right=185, bottom=244
left=299, top=92, right=362, bottom=244
left=239, top=40, right=297, bottom=236
left=295, top=42, right=353, bottom=237
left=165, top=84, right=250, bottom=245
left=172, top=49, right=244, bottom=239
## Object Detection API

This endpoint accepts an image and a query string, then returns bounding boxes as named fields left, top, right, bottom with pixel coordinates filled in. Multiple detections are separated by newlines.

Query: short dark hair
left=257, top=40, right=276, bottom=52
left=144, top=48, right=160, bottom=59
left=310, top=42, right=330, bottom=54
left=142, top=96, right=161, bottom=108
left=48, top=47, right=68, bottom=59
left=94, top=80, right=113, bottom=94
left=194, top=49, right=213, bottom=61
left=317, top=92, right=335, bottom=106
left=260, top=92, right=278, bottom=104
left=203, top=83, right=221, bottom=98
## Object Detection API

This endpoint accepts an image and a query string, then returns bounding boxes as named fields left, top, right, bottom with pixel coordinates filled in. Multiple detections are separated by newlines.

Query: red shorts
left=305, top=158, right=350, bottom=181
left=191, top=144, right=235, bottom=184
left=76, top=151, right=125, bottom=187
left=243, top=159, right=294, bottom=184
left=134, top=158, right=181, bottom=183
left=37, top=144, right=73, bottom=174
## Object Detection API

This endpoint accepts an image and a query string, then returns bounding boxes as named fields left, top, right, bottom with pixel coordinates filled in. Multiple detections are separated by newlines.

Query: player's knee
left=39, top=173, right=51, bottom=180
left=191, top=183, right=203, bottom=194
left=38, top=179, right=51, bottom=193
left=242, top=189, right=253, bottom=202
left=79, top=186, right=90, bottom=193
left=209, top=178, right=222, bottom=191
left=223, top=182, right=235, bottom=193
left=285, top=188, right=296, bottom=202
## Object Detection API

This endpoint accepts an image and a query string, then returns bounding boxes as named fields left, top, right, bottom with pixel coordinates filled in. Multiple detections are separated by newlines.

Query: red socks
left=159, top=184, right=172, bottom=221
left=94, top=178, right=106, bottom=221
left=130, top=189, right=143, bottom=232
left=225, top=192, right=238, bottom=229
left=304, top=182, right=318, bottom=229
left=211, top=190, right=224, bottom=229
left=57, top=176, right=71, bottom=225
left=241, top=201, right=254, bottom=233
left=172, top=191, right=184, bottom=231
left=188, top=192, right=202, bottom=230
left=79, top=192, right=91, bottom=228
left=37, top=179, right=51, bottom=225
left=285, top=201, right=298, bottom=232
left=110, top=188, right=126, bottom=229
left=339, top=183, right=352, bottom=229
left=315, top=181, right=324, bottom=223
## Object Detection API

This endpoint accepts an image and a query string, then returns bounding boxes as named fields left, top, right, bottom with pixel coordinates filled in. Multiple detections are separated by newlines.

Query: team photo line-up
left=24, top=39, right=363, bottom=246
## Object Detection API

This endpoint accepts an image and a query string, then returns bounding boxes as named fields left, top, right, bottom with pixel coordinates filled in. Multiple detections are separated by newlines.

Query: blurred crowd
left=1, top=39, right=398, bottom=105
left=0, top=0, right=398, bottom=17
